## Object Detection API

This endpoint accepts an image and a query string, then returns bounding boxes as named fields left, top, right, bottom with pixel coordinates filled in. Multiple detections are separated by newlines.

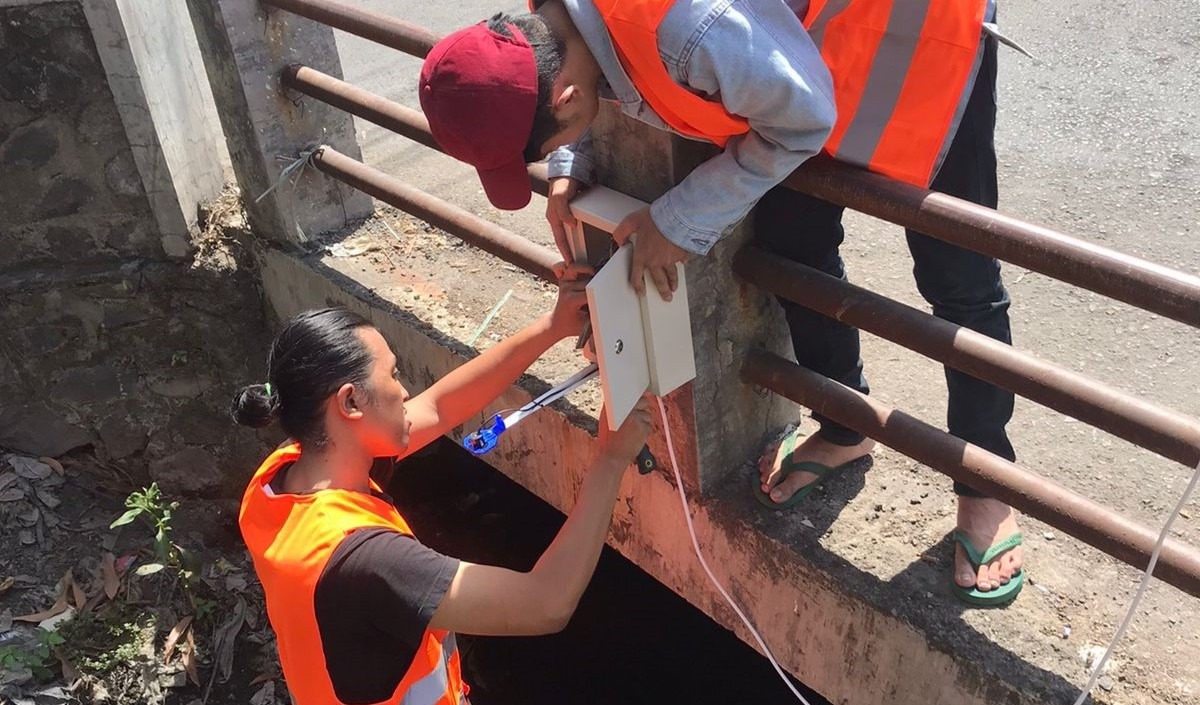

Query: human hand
left=612, top=207, right=688, bottom=301
left=597, top=396, right=653, bottom=471
left=545, top=177, right=583, bottom=263
left=548, top=262, right=593, bottom=340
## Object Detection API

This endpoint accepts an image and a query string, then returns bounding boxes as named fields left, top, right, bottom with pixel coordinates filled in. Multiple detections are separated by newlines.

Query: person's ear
left=553, top=84, right=580, bottom=114
left=334, top=383, right=365, bottom=421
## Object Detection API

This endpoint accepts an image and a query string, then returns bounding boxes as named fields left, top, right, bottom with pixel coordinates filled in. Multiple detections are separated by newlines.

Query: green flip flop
left=752, top=430, right=865, bottom=510
left=952, top=530, right=1025, bottom=607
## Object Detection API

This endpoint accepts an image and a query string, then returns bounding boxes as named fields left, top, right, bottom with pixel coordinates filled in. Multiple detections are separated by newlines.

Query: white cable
left=657, top=398, right=812, bottom=705
left=1071, top=457, right=1200, bottom=705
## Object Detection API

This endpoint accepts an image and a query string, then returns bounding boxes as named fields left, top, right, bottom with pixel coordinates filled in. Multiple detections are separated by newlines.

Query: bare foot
left=954, top=496, right=1023, bottom=592
left=758, top=430, right=874, bottom=505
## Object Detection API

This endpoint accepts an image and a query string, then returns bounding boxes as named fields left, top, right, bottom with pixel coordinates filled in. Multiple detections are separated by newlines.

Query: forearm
left=417, top=313, right=560, bottom=427
left=428, top=455, right=626, bottom=636
left=529, top=455, right=625, bottom=616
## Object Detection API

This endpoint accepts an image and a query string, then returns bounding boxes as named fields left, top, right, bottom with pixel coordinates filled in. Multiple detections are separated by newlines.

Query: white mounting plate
left=586, top=244, right=651, bottom=432
left=573, top=186, right=697, bottom=431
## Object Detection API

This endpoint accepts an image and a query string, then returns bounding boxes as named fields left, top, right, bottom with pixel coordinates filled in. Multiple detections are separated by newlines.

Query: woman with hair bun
left=231, top=273, right=652, bottom=705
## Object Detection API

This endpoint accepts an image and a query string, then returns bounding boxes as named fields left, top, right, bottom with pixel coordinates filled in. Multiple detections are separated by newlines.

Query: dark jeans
left=755, top=36, right=1013, bottom=498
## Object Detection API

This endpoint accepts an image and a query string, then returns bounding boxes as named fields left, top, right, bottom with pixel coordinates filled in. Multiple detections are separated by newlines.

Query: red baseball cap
left=420, top=23, right=538, bottom=211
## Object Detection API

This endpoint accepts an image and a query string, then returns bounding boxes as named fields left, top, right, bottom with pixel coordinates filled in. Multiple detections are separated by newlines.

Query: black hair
left=487, top=11, right=568, bottom=162
left=231, top=307, right=376, bottom=448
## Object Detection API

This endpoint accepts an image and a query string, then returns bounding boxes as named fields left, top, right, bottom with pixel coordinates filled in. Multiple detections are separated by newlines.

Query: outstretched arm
left=400, top=267, right=589, bottom=457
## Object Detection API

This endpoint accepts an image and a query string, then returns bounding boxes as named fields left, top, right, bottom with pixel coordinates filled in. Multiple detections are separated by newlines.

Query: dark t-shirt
left=270, top=469, right=460, bottom=704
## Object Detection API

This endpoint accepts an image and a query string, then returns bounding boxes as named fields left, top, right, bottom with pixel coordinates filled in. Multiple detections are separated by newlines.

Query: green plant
left=110, top=482, right=196, bottom=587
left=0, top=629, right=64, bottom=681
left=58, top=609, right=153, bottom=676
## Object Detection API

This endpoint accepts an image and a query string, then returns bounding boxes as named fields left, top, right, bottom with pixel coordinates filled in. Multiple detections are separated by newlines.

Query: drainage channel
left=388, top=439, right=832, bottom=705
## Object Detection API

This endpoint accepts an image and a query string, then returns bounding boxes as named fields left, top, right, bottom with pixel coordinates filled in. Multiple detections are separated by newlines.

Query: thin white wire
left=657, top=398, right=812, bottom=705
left=1071, top=457, right=1200, bottom=705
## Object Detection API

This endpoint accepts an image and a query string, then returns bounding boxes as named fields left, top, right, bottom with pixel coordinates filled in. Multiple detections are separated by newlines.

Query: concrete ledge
left=258, top=237, right=1197, bottom=705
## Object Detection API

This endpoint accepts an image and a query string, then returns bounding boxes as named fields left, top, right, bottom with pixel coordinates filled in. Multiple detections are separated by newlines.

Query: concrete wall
left=589, top=104, right=795, bottom=490
left=0, top=0, right=267, bottom=495
left=83, top=0, right=230, bottom=242
left=259, top=248, right=1060, bottom=705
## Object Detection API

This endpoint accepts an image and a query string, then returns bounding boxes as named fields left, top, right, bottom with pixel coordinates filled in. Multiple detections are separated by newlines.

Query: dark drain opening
left=389, top=439, right=832, bottom=705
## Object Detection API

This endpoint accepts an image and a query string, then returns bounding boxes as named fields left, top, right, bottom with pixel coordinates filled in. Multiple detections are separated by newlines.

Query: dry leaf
left=15, top=594, right=69, bottom=623
left=0, top=576, right=14, bottom=595
left=248, top=672, right=276, bottom=687
left=0, top=488, right=24, bottom=502
left=9, top=457, right=51, bottom=480
left=163, top=615, right=194, bottom=664
left=70, top=575, right=86, bottom=611
left=0, top=472, right=17, bottom=492
left=38, top=457, right=65, bottom=476
left=101, top=552, right=119, bottom=600
left=183, top=628, right=199, bottom=686
left=35, top=488, right=61, bottom=509
left=59, top=654, right=81, bottom=684
left=249, top=680, right=275, bottom=705
left=213, top=597, right=247, bottom=683
left=115, top=554, right=136, bottom=575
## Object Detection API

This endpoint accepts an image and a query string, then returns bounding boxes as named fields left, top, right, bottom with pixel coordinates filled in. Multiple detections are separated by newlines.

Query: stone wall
left=0, top=0, right=268, bottom=496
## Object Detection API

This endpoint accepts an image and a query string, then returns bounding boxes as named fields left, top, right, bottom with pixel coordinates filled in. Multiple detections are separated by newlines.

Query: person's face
left=538, top=85, right=600, bottom=156
left=536, top=45, right=603, bottom=157
left=339, top=327, right=411, bottom=457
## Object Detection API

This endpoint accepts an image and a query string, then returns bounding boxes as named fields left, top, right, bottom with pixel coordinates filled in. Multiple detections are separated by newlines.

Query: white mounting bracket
left=566, top=187, right=697, bottom=431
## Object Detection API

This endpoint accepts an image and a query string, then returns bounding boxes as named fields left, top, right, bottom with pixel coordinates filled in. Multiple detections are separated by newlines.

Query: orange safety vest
left=239, top=443, right=468, bottom=705
left=587, top=0, right=986, bottom=187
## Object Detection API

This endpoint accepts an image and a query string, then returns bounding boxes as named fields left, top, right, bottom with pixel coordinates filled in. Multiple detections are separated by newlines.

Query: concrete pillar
left=184, top=0, right=371, bottom=245
left=590, top=103, right=795, bottom=491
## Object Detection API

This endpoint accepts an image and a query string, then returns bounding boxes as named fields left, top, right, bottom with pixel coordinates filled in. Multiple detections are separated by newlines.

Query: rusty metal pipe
left=265, top=0, right=1200, bottom=328
left=787, top=157, right=1200, bottom=329
left=733, top=247, right=1200, bottom=468
left=282, top=65, right=550, bottom=197
left=742, top=350, right=1200, bottom=599
left=261, top=0, right=437, bottom=56
left=312, top=147, right=560, bottom=283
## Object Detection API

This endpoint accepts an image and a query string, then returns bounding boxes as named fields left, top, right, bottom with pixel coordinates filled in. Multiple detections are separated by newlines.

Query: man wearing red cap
left=421, top=0, right=1025, bottom=607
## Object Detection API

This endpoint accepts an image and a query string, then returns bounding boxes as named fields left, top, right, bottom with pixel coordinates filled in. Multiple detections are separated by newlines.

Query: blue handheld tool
left=463, top=363, right=599, bottom=455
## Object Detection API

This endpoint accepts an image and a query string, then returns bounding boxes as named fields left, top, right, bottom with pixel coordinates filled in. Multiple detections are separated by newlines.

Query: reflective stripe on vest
left=401, top=635, right=466, bottom=705
left=804, top=0, right=985, bottom=185
left=589, top=0, right=984, bottom=186
left=239, top=443, right=468, bottom=705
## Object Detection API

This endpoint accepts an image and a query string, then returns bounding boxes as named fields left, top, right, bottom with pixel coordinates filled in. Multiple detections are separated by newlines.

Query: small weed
left=110, top=482, right=198, bottom=588
left=58, top=607, right=155, bottom=676
left=0, top=628, right=65, bottom=681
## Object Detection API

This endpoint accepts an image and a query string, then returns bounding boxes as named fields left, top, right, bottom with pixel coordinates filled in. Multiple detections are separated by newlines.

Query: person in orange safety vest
left=421, top=0, right=1025, bottom=606
left=232, top=278, right=654, bottom=704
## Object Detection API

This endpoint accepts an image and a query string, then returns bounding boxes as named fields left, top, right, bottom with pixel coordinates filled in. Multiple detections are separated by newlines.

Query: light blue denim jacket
left=547, top=0, right=836, bottom=255
left=547, top=0, right=1000, bottom=255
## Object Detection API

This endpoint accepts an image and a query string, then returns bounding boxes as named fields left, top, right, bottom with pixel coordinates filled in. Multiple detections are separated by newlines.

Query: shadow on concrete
left=715, top=401, right=1097, bottom=704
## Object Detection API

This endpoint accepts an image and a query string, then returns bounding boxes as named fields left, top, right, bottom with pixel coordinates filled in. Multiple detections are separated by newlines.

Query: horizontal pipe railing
left=311, top=147, right=560, bottom=283
left=263, top=0, right=437, bottom=56
left=733, top=247, right=1200, bottom=469
left=282, top=65, right=550, bottom=197
left=264, top=0, right=1200, bottom=329
left=785, top=158, right=1200, bottom=329
left=267, top=0, right=1200, bottom=599
left=743, top=349, right=1200, bottom=599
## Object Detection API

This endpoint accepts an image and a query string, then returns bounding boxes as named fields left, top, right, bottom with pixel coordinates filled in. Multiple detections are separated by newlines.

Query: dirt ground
left=0, top=451, right=279, bottom=705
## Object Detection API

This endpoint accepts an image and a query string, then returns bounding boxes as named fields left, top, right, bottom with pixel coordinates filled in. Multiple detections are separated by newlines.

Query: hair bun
left=231, top=383, right=281, bottom=428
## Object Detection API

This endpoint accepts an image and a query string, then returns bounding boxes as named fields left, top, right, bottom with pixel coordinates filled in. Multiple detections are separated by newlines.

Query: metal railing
left=260, top=0, right=1200, bottom=599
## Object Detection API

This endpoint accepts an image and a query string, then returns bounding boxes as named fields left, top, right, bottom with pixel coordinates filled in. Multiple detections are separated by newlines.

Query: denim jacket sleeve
left=653, top=0, right=835, bottom=255
left=547, top=128, right=597, bottom=184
